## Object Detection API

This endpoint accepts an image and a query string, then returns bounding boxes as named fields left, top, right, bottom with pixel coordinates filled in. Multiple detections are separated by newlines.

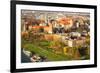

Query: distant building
left=70, top=32, right=81, bottom=38
left=68, top=39, right=86, bottom=47
left=57, top=17, right=73, bottom=30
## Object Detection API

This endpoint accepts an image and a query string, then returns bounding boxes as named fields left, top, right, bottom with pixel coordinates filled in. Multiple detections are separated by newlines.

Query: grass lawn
left=23, top=43, right=71, bottom=61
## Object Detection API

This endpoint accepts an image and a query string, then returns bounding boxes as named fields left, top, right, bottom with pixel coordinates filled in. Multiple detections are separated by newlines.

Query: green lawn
left=23, top=43, right=71, bottom=61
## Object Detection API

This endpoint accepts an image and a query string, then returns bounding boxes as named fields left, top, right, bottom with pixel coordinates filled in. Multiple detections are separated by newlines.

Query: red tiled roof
left=57, top=17, right=72, bottom=25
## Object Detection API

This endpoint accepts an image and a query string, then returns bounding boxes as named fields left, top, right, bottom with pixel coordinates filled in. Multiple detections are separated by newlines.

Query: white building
left=68, top=39, right=85, bottom=47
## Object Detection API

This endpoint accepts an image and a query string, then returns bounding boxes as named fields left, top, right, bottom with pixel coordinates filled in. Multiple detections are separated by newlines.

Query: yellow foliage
left=63, top=47, right=68, bottom=55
